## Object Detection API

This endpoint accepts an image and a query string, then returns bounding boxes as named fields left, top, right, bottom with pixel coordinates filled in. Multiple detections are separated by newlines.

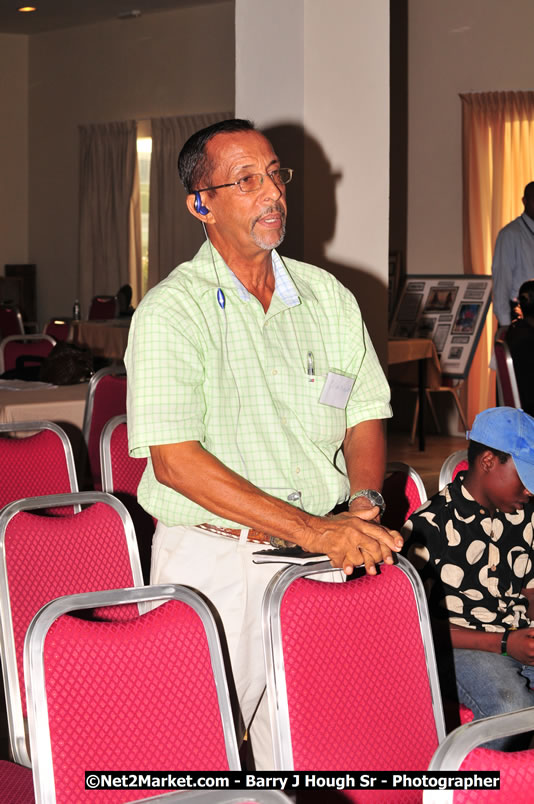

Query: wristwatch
left=348, top=489, right=386, bottom=515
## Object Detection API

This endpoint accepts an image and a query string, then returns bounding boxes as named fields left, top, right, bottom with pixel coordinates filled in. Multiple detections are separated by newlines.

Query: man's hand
left=506, top=629, right=534, bottom=664
left=299, top=506, right=403, bottom=577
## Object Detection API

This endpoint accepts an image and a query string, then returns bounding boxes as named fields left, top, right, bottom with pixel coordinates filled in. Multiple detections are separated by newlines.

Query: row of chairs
left=0, top=296, right=120, bottom=342
left=2, top=532, right=532, bottom=801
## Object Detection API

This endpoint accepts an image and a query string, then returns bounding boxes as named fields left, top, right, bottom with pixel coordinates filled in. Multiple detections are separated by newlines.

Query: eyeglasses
left=196, top=168, right=293, bottom=195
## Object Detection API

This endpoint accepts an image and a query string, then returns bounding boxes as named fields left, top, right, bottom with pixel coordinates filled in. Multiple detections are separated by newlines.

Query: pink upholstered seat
left=0, top=421, right=78, bottom=509
left=426, top=707, right=534, bottom=803
left=0, top=759, right=34, bottom=803
left=0, top=334, right=56, bottom=374
left=263, top=557, right=446, bottom=802
left=100, top=414, right=153, bottom=582
left=82, top=366, right=127, bottom=488
left=382, top=461, right=428, bottom=529
left=25, top=585, right=240, bottom=802
left=0, top=492, right=144, bottom=768
left=100, top=414, right=146, bottom=495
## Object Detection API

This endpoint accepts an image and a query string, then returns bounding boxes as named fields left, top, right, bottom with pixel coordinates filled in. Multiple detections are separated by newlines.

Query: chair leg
left=425, top=390, right=441, bottom=434
left=410, top=394, right=420, bottom=445
left=450, top=389, right=468, bottom=432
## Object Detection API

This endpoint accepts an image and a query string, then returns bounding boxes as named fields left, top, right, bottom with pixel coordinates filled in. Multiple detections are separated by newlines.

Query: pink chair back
left=100, top=415, right=146, bottom=496
left=100, top=415, right=153, bottom=583
left=438, top=449, right=468, bottom=490
left=0, top=492, right=144, bottom=767
left=25, top=586, right=240, bottom=802
left=44, top=319, right=71, bottom=341
left=88, top=295, right=118, bottom=320
left=0, top=305, right=24, bottom=338
left=0, top=422, right=78, bottom=510
left=83, top=368, right=127, bottom=488
left=382, top=462, right=427, bottom=529
left=427, top=707, right=534, bottom=802
left=0, top=334, right=55, bottom=373
left=0, top=760, right=34, bottom=802
left=263, top=558, right=445, bottom=792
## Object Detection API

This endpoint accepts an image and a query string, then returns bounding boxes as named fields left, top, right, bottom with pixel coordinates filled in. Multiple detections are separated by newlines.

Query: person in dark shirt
left=403, top=407, right=534, bottom=750
left=505, top=279, right=534, bottom=416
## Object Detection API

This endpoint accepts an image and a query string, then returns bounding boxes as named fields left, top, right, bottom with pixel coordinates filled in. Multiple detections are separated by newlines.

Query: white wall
left=26, top=1, right=235, bottom=326
left=236, top=0, right=390, bottom=360
left=407, top=0, right=534, bottom=278
left=0, top=34, right=29, bottom=271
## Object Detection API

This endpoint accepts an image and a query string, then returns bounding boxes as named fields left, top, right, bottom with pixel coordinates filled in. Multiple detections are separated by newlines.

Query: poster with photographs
left=389, top=275, right=492, bottom=379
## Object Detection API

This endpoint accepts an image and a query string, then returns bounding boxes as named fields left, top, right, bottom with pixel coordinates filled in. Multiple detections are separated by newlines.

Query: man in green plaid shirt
left=125, top=119, right=402, bottom=768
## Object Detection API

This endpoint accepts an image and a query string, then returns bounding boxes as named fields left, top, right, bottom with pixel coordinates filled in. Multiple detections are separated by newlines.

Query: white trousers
left=150, top=522, right=282, bottom=770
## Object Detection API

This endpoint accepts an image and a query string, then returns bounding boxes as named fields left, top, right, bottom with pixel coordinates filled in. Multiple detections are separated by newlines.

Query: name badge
left=319, top=370, right=355, bottom=409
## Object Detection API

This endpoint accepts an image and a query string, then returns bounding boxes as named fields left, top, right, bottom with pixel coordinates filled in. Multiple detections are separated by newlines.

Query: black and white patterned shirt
left=403, top=473, right=534, bottom=632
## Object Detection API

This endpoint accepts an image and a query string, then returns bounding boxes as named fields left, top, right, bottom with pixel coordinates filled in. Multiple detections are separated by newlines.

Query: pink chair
left=425, top=707, right=534, bottom=803
left=43, top=318, right=72, bottom=342
left=0, top=334, right=56, bottom=374
left=382, top=461, right=428, bottom=529
left=0, top=421, right=78, bottom=509
left=494, top=338, right=522, bottom=408
left=0, top=305, right=24, bottom=339
left=135, top=794, right=293, bottom=803
left=0, top=760, right=34, bottom=802
left=262, top=557, right=446, bottom=799
left=88, top=295, right=118, bottom=320
left=0, top=491, right=144, bottom=768
left=100, top=414, right=153, bottom=582
left=25, top=585, right=240, bottom=803
left=82, top=366, right=127, bottom=488
left=100, top=414, right=146, bottom=496
left=438, top=449, right=468, bottom=491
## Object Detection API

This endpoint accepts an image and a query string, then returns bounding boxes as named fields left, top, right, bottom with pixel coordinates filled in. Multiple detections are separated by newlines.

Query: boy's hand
left=506, top=628, right=534, bottom=664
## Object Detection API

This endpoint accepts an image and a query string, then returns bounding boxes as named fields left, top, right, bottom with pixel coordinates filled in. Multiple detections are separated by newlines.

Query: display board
left=389, top=274, right=492, bottom=379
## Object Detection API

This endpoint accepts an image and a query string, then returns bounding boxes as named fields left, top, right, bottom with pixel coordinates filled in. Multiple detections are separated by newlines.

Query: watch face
left=367, top=490, right=385, bottom=507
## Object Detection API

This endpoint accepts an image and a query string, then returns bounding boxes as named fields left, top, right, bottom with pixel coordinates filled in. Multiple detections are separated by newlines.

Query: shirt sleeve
left=125, top=292, right=207, bottom=458
left=402, top=501, right=445, bottom=599
left=492, top=226, right=515, bottom=326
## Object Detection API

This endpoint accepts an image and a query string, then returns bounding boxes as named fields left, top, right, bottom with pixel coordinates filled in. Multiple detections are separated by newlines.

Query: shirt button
left=272, top=369, right=278, bottom=376
left=490, top=565, right=497, bottom=571
left=281, top=417, right=287, bottom=424
left=296, top=467, right=301, bottom=474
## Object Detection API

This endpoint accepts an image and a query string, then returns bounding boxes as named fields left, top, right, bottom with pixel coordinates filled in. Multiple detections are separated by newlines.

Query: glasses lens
left=271, top=168, right=292, bottom=185
left=237, top=174, right=263, bottom=192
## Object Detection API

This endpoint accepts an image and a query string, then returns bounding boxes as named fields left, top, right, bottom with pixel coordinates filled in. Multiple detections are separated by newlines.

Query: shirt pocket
left=288, top=373, right=347, bottom=446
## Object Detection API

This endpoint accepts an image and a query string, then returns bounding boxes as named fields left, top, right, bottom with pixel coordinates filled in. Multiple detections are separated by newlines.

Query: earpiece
left=194, top=191, right=209, bottom=216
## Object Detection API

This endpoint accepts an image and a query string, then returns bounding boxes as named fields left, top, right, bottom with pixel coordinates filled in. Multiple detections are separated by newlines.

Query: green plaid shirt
left=125, top=241, right=391, bottom=527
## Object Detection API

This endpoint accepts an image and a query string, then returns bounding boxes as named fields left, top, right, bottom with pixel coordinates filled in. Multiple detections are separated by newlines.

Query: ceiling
left=0, top=1, right=226, bottom=35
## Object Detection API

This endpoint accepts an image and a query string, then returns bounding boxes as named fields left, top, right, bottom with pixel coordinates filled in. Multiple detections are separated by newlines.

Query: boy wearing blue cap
left=404, top=407, right=534, bottom=750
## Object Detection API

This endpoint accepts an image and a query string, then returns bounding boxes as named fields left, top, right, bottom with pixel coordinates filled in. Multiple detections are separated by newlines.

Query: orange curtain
left=461, top=91, right=534, bottom=423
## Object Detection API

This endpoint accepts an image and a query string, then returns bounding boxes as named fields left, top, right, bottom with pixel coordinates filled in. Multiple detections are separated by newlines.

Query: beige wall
left=407, top=0, right=534, bottom=278
left=26, top=1, right=235, bottom=326
left=0, top=34, right=29, bottom=271
left=236, top=0, right=390, bottom=359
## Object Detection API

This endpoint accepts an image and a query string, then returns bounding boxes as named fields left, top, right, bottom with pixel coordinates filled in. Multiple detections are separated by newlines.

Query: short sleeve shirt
left=403, top=473, right=534, bottom=632
left=125, top=242, right=391, bottom=527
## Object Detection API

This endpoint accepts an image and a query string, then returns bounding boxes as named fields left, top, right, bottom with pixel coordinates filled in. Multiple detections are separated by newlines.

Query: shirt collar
left=194, top=241, right=302, bottom=307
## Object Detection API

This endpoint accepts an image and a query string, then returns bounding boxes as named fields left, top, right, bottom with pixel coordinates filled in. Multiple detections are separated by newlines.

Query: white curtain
left=78, top=121, right=141, bottom=317
left=147, top=112, right=233, bottom=289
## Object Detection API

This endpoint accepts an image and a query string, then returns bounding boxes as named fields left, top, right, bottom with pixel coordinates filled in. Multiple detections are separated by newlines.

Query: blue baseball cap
left=467, top=407, right=534, bottom=493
